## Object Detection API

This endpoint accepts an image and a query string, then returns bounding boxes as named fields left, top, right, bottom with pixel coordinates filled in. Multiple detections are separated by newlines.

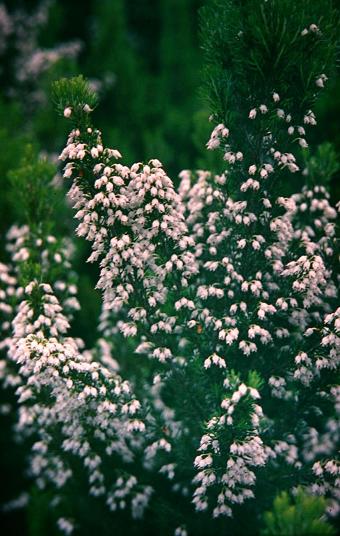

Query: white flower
left=174, top=526, right=187, bottom=536
left=238, top=383, right=247, bottom=396
left=57, top=518, right=74, bottom=535
left=299, top=138, right=308, bottom=148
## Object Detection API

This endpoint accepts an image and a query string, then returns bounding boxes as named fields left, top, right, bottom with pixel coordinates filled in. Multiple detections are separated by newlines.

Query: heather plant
left=261, top=488, right=336, bottom=535
left=1, top=1, right=339, bottom=535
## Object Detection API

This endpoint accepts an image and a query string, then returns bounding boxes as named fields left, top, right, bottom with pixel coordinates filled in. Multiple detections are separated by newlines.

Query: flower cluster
left=192, top=376, right=268, bottom=517
left=0, top=217, right=149, bottom=532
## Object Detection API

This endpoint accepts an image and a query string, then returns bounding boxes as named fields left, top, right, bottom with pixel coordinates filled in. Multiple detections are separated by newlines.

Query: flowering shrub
left=1, top=1, right=339, bottom=535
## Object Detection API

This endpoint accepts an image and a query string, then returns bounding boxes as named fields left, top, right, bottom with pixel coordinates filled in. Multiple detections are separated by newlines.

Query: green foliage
left=52, top=75, right=98, bottom=126
left=303, top=142, right=339, bottom=187
left=7, top=145, right=58, bottom=230
left=200, top=0, right=338, bottom=127
left=0, top=100, right=32, bottom=242
left=247, top=370, right=264, bottom=390
left=261, top=488, right=336, bottom=535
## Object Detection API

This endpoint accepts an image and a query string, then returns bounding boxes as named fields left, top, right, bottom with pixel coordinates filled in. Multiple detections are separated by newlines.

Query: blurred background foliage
left=0, top=1, right=338, bottom=534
